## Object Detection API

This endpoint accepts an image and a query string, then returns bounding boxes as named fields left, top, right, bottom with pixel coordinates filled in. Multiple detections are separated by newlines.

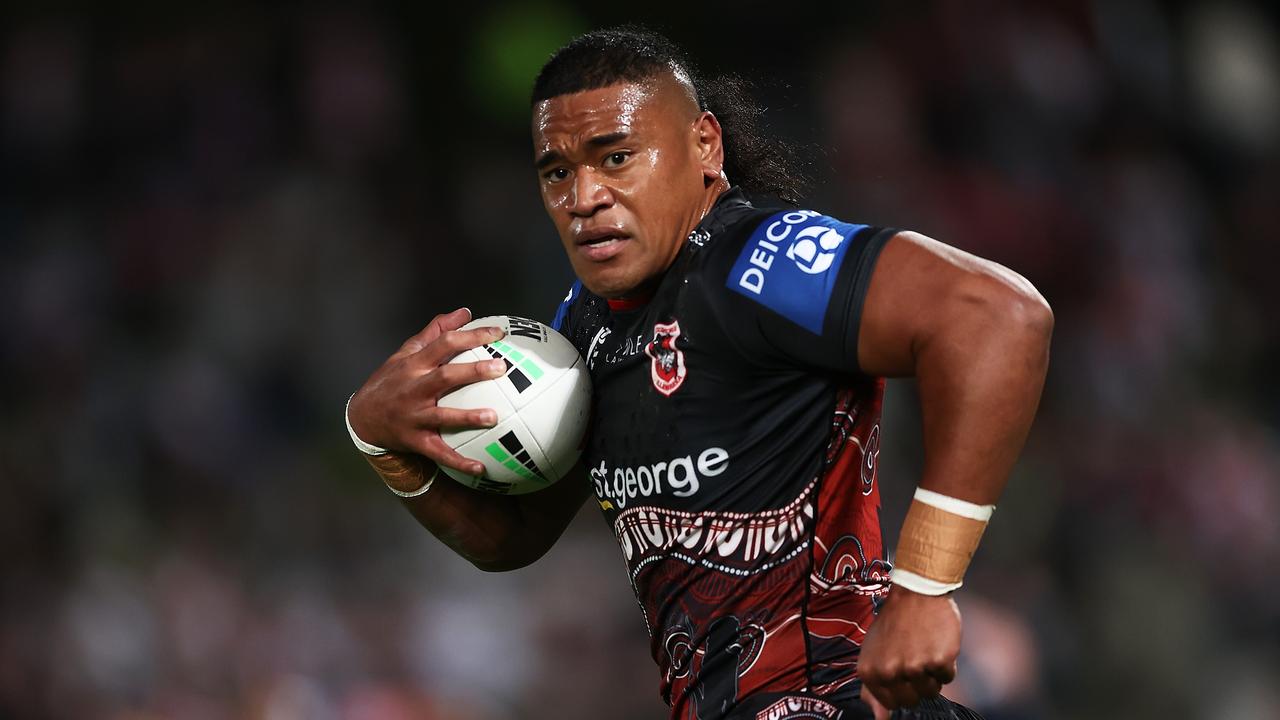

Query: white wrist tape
left=889, top=568, right=964, bottom=595
left=387, top=464, right=438, bottom=498
left=913, top=487, right=995, bottom=521
left=345, top=394, right=389, bottom=456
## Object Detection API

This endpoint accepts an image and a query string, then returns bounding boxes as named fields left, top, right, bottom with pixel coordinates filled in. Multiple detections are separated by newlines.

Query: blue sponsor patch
left=728, top=210, right=867, bottom=333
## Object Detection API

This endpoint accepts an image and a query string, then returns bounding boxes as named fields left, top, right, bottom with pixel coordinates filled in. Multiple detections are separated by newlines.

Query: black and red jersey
left=552, top=188, right=898, bottom=720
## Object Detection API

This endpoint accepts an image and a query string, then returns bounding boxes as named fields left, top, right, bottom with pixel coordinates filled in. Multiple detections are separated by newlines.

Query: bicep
left=856, top=231, right=1047, bottom=377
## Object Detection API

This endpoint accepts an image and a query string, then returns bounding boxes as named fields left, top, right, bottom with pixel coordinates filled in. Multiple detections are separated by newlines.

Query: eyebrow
left=534, top=131, right=631, bottom=170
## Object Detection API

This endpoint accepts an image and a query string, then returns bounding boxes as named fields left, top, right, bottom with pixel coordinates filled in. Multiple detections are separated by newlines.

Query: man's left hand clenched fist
left=858, top=589, right=962, bottom=713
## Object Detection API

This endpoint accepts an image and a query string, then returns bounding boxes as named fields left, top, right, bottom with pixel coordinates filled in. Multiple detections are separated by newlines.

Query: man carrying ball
left=346, top=27, right=1052, bottom=720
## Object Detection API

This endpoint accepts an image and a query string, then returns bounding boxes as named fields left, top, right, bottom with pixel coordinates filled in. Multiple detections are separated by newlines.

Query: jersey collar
left=606, top=294, right=652, bottom=312
left=695, top=186, right=752, bottom=241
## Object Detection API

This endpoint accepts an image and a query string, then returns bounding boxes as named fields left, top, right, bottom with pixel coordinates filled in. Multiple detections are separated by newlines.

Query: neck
left=691, top=176, right=732, bottom=230
left=607, top=178, right=733, bottom=307
left=663, top=175, right=731, bottom=265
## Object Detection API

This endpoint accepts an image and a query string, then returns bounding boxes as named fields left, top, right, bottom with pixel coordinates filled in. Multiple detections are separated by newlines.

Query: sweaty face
left=533, top=78, right=715, bottom=299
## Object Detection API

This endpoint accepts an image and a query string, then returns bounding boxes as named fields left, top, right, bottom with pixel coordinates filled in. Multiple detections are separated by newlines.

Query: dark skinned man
left=347, top=28, right=1051, bottom=720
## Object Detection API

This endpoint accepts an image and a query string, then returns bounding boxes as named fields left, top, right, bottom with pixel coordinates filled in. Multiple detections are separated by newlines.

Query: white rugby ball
left=437, top=315, right=590, bottom=494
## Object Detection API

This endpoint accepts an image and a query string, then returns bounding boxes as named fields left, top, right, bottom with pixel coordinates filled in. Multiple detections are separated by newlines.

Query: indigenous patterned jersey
left=552, top=188, right=898, bottom=720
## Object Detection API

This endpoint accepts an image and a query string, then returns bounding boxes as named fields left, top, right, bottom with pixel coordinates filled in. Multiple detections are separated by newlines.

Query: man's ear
left=693, top=111, right=725, bottom=182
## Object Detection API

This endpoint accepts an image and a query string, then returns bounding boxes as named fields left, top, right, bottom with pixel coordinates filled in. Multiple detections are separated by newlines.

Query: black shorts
left=888, top=696, right=985, bottom=720
left=723, top=692, right=984, bottom=720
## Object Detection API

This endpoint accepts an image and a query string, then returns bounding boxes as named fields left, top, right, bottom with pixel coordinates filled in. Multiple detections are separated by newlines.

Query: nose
left=568, top=167, right=614, bottom=218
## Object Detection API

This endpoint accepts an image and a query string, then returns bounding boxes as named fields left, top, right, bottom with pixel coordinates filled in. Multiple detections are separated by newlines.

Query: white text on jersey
left=590, top=448, right=730, bottom=510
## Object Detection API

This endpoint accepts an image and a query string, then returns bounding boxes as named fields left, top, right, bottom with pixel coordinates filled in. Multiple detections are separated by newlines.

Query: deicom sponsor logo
left=728, top=209, right=867, bottom=334
left=589, top=447, right=729, bottom=511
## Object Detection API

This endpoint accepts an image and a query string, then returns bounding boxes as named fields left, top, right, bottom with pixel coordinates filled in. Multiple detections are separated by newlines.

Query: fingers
left=888, top=681, right=921, bottom=711
left=415, top=326, right=506, bottom=367
left=395, top=307, right=473, bottom=358
left=932, top=658, right=958, bottom=685
left=862, top=665, right=917, bottom=711
left=865, top=679, right=935, bottom=712
left=409, top=434, right=487, bottom=477
left=415, top=405, right=499, bottom=431
left=861, top=687, right=891, bottom=720
left=863, top=665, right=946, bottom=712
left=387, top=405, right=497, bottom=476
left=908, top=672, right=943, bottom=704
left=864, top=681, right=898, bottom=714
left=420, top=358, right=507, bottom=397
left=428, top=306, right=474, bottom=338
left=359, top=356, right=504, bottom=457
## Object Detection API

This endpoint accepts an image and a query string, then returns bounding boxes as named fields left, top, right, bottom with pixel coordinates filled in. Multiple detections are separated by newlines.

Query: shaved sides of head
left=534, top=25, right=813, bottom=205
left=531, top=26, right=701, bottom=108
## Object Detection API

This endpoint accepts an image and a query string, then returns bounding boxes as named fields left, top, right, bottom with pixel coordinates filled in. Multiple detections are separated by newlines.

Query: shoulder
left=719, top=204, right=879, bottom=262
left=701, top=205, right=891, bottom=334
left=550, top=278, right=608, bottom=355
left=703, top=204, right=880, bottom=277
left=551, top=279, right=583, bottom=334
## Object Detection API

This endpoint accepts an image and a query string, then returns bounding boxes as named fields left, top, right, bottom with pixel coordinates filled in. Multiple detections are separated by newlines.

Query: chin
left=578, top=269, right=642, bottom=300
left=582, top=277, right=632, bottom=300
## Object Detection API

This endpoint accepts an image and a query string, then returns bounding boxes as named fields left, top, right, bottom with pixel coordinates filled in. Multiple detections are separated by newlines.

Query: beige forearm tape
left=364, top=452, right=437, bottom=498
left=890, top=488, right=994, bottom=595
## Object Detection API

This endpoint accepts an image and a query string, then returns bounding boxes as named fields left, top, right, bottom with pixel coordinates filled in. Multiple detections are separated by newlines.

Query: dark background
left=2, top=2, right=1278, bottom=718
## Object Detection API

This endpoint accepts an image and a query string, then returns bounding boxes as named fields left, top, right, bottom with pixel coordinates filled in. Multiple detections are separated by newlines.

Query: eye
left=603, top=151, right=630, bottom=168
left=543, top=167, right=570, bottom=183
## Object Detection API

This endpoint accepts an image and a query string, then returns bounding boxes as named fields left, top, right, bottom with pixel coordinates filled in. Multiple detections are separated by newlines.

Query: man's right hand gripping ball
left=346, top=307, right=509, bottom=486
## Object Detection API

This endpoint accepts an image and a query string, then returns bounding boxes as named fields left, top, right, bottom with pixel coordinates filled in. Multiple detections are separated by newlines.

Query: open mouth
left=574, top=228, right=630, bottom=260
left=577, top=236, right=628, bottom=261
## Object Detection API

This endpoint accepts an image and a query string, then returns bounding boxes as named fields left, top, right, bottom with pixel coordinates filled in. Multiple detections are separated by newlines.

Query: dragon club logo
left=644, top=319, right=686, bottom=396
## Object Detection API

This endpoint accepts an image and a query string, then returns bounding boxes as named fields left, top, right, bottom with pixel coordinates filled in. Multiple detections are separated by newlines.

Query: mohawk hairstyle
left=531, top=25, right=812, bottom=205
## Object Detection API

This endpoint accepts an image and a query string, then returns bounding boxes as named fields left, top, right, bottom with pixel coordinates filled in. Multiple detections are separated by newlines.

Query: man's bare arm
left=368, top=451, right=588, bottom=571
left=855, top=231, right=1053, bottom=711
left=858, top=230, right=1053, bottom=505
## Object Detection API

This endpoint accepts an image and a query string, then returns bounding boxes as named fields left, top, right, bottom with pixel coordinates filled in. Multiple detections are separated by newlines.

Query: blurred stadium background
left=2, top=2, right=1278, bottom=718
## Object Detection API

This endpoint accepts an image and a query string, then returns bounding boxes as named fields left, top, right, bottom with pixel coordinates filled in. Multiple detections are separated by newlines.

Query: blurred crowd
left=2, top=2, right=1277, bottom=719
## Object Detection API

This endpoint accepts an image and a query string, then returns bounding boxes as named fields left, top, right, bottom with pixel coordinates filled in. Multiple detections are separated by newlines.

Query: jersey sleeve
left=550, top=279, right=583, bottom=336
left=709, top=209, right=897, bottom=375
